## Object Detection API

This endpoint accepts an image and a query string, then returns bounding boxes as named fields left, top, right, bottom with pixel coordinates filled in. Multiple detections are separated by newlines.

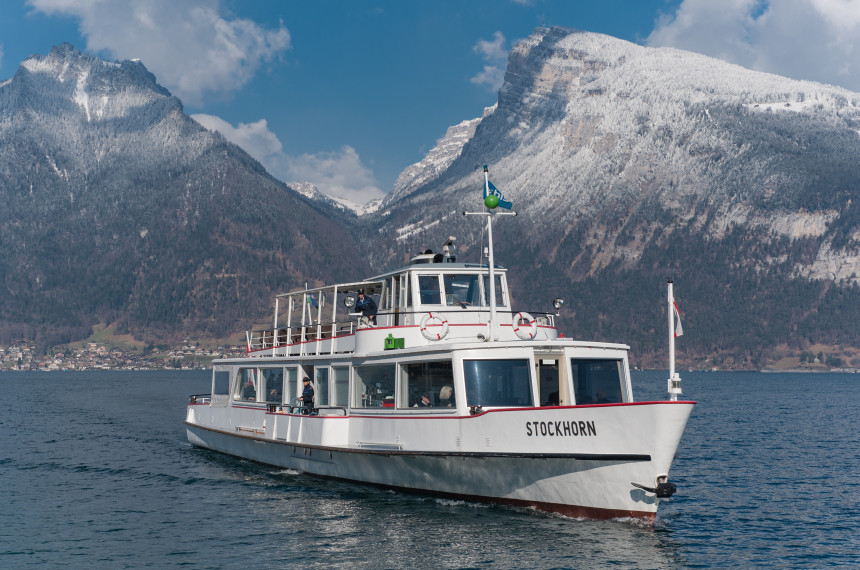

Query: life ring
left=512, top=312, right=538, bottom=340
left=420, top=312, right=449, bottom=340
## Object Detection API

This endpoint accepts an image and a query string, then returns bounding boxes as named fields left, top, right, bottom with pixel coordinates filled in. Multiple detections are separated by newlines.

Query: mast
left=667, top=280, right=683, bottom=401
left=484, top=166, right=498, bottom=333
left=463, top=165, right=515, bottom=341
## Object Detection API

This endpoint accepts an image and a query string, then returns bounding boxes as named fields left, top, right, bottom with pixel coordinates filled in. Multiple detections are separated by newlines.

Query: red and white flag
left=673, top=300, right=684, bottom=337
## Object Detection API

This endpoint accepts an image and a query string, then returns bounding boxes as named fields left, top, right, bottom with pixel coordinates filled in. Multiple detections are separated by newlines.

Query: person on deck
left=299, top=378, right=314, bottom=414
left=356, top=289, right=378, bottom=325
left=414, top=392, right=431, bottom=407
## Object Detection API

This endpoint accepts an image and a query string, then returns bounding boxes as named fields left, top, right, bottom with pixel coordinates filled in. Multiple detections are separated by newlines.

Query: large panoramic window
left=570, top=359, right=624, bottom=405
left=353, top=364, right=396, bottom=408
left=234, top=368, right=258, bottom=402
left=399, top=360, right=455, bottom=408
left=463, top=359, right=532, bottom=407
left=261, top=368, right=284, bottom=404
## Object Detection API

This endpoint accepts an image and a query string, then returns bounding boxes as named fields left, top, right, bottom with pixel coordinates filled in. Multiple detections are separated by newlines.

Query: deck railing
left=245, top=309, right=556, bottom=356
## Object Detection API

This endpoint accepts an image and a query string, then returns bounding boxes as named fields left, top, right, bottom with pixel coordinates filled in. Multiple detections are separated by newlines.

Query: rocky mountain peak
left=10, top=43, right=175, bottom=123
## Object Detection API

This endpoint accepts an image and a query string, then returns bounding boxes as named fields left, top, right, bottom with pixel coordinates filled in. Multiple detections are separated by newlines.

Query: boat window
left=443, top=274, right=481, bottom=307
left=332, top=367, right=349, bottom=406
left=399, top=361, right=455, bottom=408
left=481, top=275, right=508, bottom=306
left=463, top=359, right=532, bottom=407
left=261, top=368, right=284, bottom=404
left=418, top=275, right=441, bottom=305
left=315, top=367, right=329, bottom=406
left=353, top=364, right=396, bottom=408
left=212, top=368, right=230, bottom=396
left=570, top=359, right=624, bottom=404
left=234, top=368, right=258, bottom=402
left=285, top=368, right=298, bottom=404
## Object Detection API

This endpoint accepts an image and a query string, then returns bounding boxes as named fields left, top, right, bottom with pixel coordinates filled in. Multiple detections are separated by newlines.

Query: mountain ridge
left=0, top=44, right=367, bottom=349
left=365, top=26, right=860, bottom=368
left=5, top=33, right=860, bottom=369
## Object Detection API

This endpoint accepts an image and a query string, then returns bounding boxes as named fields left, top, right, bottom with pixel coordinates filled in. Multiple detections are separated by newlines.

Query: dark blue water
left=1, top=370, right=858, bottom=568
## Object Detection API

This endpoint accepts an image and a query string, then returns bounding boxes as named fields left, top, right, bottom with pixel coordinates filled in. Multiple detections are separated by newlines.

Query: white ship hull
left=186, top=398, right=693, bottom=520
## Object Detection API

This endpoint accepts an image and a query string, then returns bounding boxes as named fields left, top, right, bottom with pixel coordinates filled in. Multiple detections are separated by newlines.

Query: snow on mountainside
left=382, top=27, right=860, bottom=279
left=373, top=27, right=860, bottom=366
left=290, top=181, right=380, bottom=215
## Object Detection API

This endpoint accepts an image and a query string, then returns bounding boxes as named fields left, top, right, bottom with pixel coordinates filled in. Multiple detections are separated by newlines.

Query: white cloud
left=193, top=115, right=384, bottom=205
left=473, top=31, right=508, bottom=61
left=27, top=0, right=290, bottom=105
left=647, top=0, right=860, bottom=91
left=470, top=65, right=507, bottom=90
left=471, top=31, right=508, bottom=90
left=191, top=114, right=281, bottom=162
left=283, top=147, right=385, bottom=205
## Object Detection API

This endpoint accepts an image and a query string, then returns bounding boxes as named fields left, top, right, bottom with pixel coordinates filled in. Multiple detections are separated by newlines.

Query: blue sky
left=2, top=1, right=860, bottom=205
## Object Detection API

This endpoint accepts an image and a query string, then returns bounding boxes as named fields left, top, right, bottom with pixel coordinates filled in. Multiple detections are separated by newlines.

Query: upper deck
left=246, top=245, right=562, bottom=358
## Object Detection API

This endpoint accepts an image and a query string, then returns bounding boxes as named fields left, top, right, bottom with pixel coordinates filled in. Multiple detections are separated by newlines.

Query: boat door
left=535, top=352, right=568, bottom=406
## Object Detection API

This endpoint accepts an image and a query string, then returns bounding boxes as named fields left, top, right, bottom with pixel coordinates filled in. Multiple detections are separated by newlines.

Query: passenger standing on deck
left=356, top=289, right=377, bottom=325
left=299, top=378, right=314, bottom=414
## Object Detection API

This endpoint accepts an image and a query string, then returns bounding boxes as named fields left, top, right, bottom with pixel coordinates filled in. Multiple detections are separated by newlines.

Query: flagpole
left=667, top=280, right=682, bottom=401
left=464, top=165, right=515, bottom=341
left=484, top=166, right=498, bottom=337
left=668, top=280, right=675, bottom=379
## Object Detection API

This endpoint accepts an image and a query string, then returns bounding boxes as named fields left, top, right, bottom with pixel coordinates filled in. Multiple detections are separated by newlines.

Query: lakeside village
left=0, top=340, right=247, bottom=372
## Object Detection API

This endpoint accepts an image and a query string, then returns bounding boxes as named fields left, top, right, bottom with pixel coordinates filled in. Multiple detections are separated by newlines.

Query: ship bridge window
left=463, top=359, right=532, bottom=407
left=398, top=360, right=455, bottom=408
left=261, top=368, right=284, bottom=404
left=353, top=364, right=396, bottom=408
left=443, top=274, right=481, bottom=307
left=482, top=275, right=508, bottom=307
left=418, top=275, right=441, bottom=305
left=234, top=368, right=259, bottom=402
left=570, top=359, right=624, bottom=405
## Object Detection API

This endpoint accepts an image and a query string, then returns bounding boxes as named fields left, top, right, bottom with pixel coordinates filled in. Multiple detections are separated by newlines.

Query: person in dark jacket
left=356, top=289, right=377, bottom=325
left=299, top=378, right=314, bottom=414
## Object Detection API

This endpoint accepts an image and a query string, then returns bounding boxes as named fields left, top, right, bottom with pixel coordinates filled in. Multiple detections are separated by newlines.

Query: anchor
left=631, top=480, right=677, bottom=498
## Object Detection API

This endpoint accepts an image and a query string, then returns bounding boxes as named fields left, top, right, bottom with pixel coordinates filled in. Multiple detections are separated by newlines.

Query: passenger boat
left=185, top=174, right=695, bottom=522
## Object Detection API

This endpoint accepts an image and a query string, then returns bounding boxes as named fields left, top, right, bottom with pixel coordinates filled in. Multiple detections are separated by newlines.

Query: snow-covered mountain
left=372, top=27, right=860, bottom=367
left=0, top=44, right=366, bottom=346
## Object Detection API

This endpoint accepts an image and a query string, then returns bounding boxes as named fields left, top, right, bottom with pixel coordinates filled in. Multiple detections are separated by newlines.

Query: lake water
left=1, top=370, right=858, bottom=568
